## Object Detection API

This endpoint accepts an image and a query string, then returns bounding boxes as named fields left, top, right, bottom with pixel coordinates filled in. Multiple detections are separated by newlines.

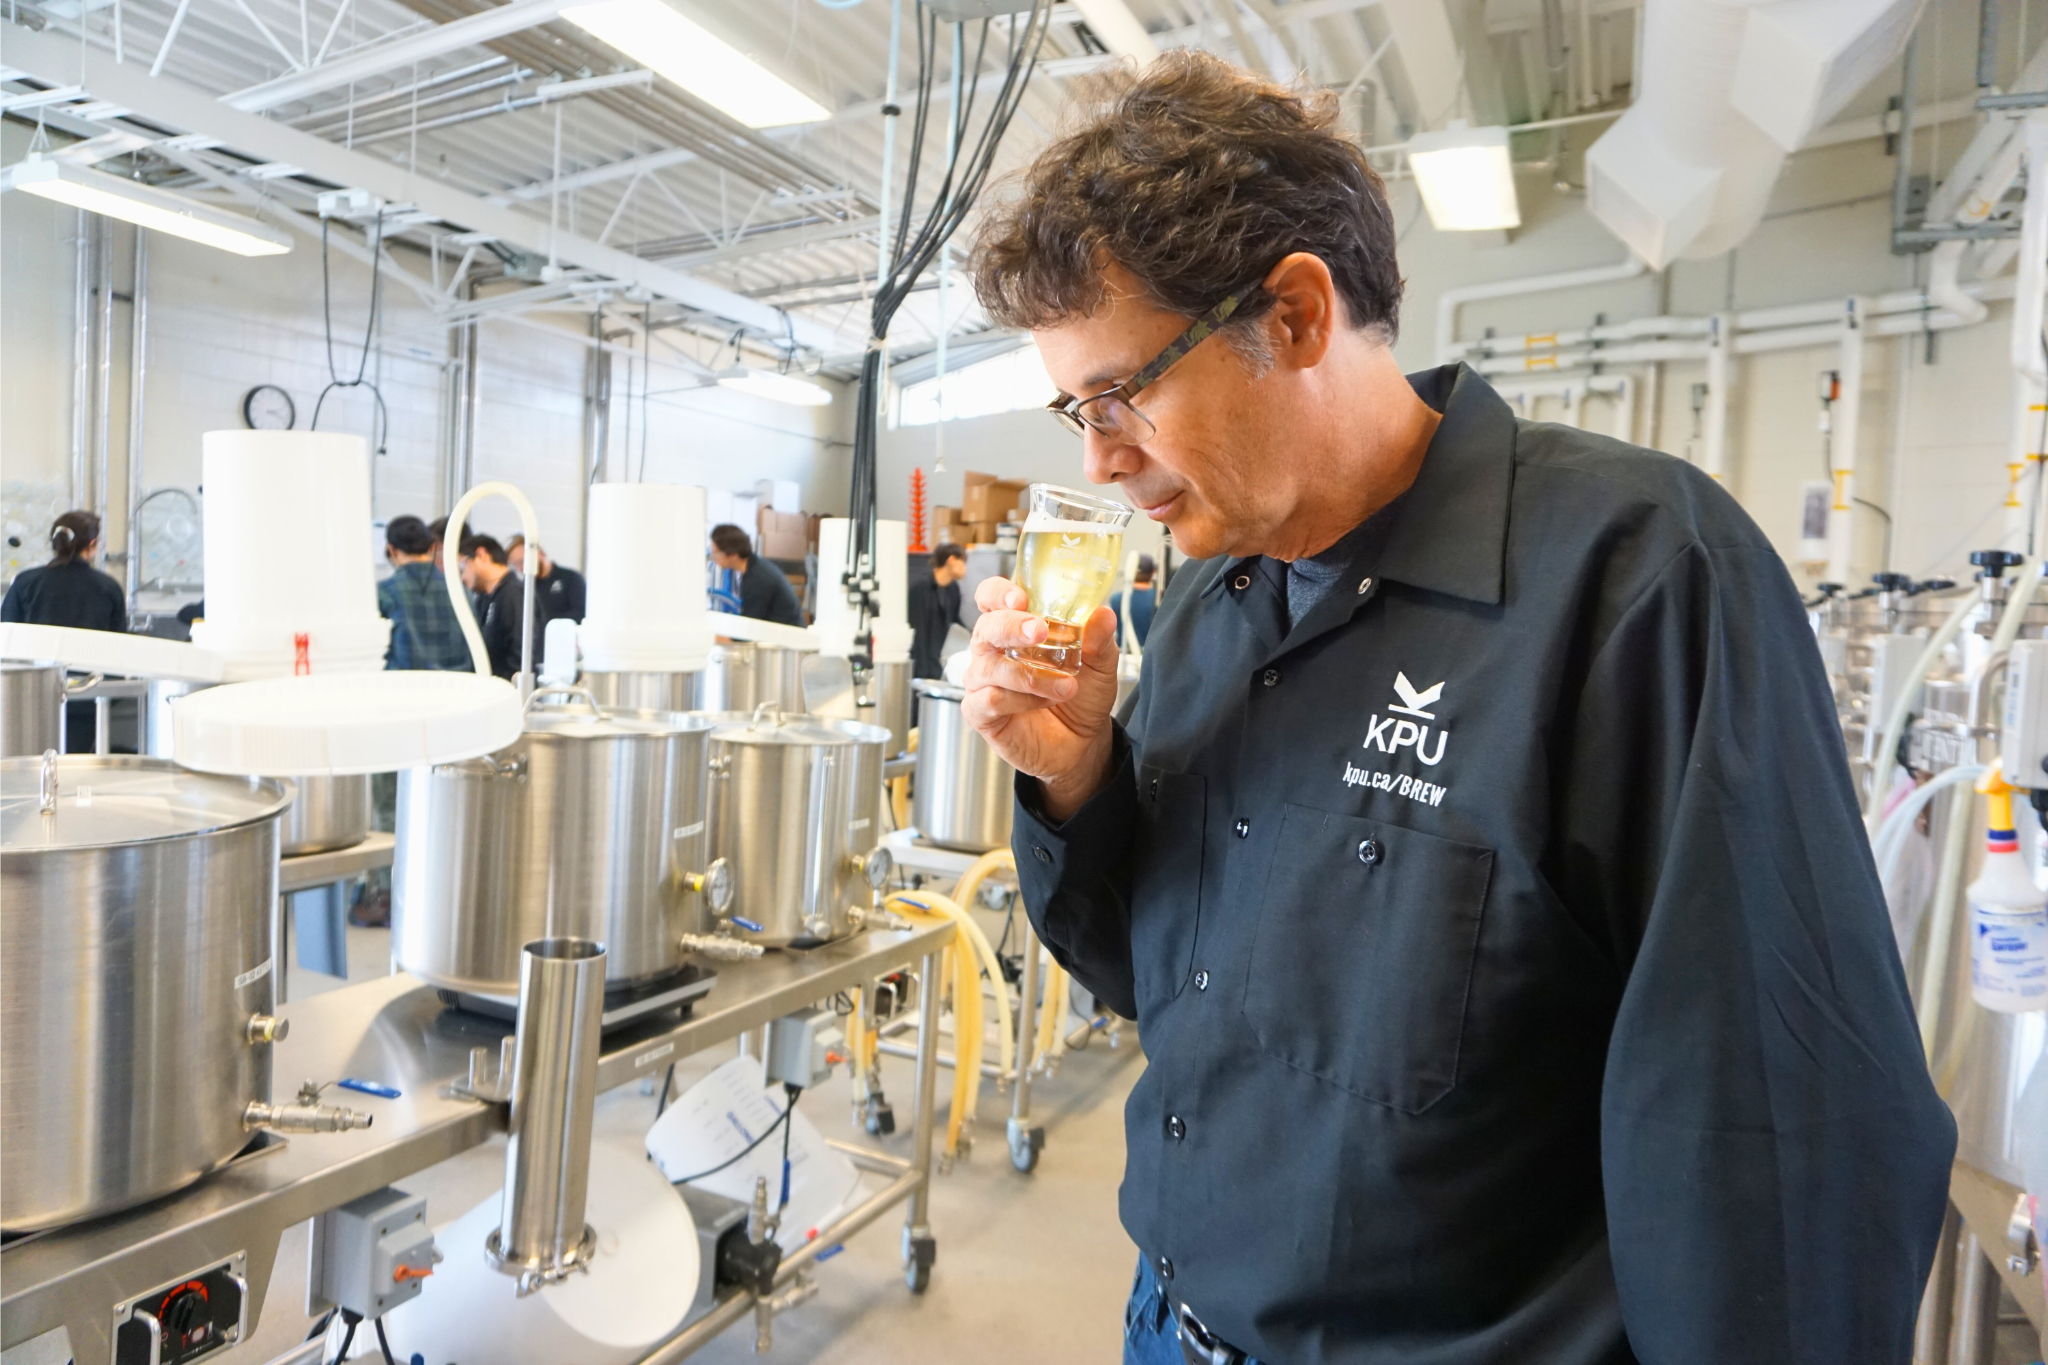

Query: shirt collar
left=1201, top=363, right=1515, bottom=607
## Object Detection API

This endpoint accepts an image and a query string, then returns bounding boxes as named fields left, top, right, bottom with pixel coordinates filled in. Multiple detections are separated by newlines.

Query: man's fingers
left=974, top=575, right=1031, bottom=614
left=971, top=609, right=1049, bottom=651
left=963, top=682, right=1062, bottom=724
left=963, top=648, right=1079, bottom=701
left=1079, top=605, right=1120, bottom=674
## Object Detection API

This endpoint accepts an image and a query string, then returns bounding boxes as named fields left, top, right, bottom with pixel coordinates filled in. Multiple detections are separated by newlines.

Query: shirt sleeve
left=1556, top=541, right=1955, bottom=1364
left=2, top=573, right=28, bottom=623
left=1011, top=725, right=1142, bottom=1021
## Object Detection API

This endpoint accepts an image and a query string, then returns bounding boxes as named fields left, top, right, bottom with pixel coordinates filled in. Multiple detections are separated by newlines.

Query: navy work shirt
left=739, top=556, right=805, bottom=627
left=1011, top=364, right=1954, bottom=1365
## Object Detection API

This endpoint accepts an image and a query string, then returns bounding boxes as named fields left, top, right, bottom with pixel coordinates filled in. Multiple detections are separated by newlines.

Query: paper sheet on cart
left=646, top=1055, right=861, bottom=1255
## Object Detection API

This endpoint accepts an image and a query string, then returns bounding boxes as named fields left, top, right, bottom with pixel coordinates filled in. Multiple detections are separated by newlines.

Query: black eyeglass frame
left=1044, top=291, right=1252, bottom=438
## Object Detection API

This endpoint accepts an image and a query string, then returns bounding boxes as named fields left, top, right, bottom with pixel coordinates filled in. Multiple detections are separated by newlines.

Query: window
left=896, top=341, right=1053, bottom=426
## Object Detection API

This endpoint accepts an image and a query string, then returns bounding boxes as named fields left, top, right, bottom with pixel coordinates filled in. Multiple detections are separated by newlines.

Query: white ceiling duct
left=1586, top=0, right=1923, bottom=268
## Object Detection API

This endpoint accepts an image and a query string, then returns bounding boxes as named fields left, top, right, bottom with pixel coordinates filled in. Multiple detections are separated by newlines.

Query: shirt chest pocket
left=1129, top=765, right=1207, bottom=1017
left=1243, top=803, right=1493, bottom=1114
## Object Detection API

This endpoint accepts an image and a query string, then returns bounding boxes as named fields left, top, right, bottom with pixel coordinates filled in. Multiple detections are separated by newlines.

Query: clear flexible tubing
left=1872, top=763, right=1988, bottom=882
left=440, top=481, right=542, bottom=692
left=1862, top=590, right=1980, bottom=828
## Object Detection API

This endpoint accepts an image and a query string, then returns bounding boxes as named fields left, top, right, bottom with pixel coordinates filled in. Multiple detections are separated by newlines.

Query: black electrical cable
left=778, top=1083, right=798, bottom=1212
left=655, top=1061, right=676, bottom=1118
left=305, top=1310, right=336, bottom=1343
left=331, top=1312, right=359, bottom=1365
left=668, top=1098, right=794, bottom=1186
left=374, top=1316, right=399, bottom=1365
left=842, top=2, right=1051, bottom=667
left=311, top=209, right=391, bottom=455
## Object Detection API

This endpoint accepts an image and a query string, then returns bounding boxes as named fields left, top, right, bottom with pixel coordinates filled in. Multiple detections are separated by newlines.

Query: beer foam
left=1022, top=514, right=1127, bottom=536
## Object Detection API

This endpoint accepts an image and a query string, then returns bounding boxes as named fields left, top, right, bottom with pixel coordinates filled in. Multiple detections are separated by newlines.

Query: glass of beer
left=1008, top=483, right=1134, bottom=676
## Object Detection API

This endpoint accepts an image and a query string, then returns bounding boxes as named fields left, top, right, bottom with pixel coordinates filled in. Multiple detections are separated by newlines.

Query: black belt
left=1171, top=1296, right=1249, bottom=1365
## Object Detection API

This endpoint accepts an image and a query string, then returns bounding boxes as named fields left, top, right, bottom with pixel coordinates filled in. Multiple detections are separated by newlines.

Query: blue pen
left=336, top=1078, right=401, bottom=1100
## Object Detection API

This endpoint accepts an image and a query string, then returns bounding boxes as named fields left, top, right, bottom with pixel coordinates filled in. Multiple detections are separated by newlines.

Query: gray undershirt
left=1280, top=517, right=1378, bottom=630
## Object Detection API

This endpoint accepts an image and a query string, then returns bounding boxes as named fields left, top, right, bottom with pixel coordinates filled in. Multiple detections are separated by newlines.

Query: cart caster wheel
left=903, top=1233, right=936, bottom=1294
left=864, top=1099, right=895, bottom=1136
left=1008, top=1124, right=1045, bottom=1173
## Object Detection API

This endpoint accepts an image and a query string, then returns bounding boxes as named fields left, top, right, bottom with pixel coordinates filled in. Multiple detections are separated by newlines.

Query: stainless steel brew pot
left=859, top=660, right=911, bottom=757
left=392, top=695, right=724, bottom=995
left=143, top=679, right=370, bottom=855
left=699, top=642, right=806, bottom=713
left=705, top=712, right=873, bottom=948
left=912, top=680, right=1016, bottom=853
left=0, top=661, right=65, bottom=757
left=0, top=755, right=293, bottom=1232
left=582, top=670, right=703, bottom=712
left=819, top=717, right=891, bottom=866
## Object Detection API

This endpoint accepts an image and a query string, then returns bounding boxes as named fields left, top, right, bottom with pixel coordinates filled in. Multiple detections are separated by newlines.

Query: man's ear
left=1260, top=252, right=1339, bottom=369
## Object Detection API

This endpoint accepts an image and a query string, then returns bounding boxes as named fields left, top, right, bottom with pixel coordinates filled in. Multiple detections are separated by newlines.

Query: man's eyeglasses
left=1045, top=291, right=1250, bottom=442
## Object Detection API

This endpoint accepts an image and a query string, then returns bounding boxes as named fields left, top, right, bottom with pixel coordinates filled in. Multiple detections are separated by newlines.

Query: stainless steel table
left=276, top=831, right=396, bottom=895
left=2, top=922, right=953, bottom=1364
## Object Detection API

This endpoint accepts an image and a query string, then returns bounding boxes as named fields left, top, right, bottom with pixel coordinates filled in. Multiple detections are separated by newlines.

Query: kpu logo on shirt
left=1344, top=671, right=1451, bottom=807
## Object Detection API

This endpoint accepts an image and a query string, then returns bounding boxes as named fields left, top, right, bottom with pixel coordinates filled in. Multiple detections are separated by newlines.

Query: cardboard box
left=963, top=520, right=1001, bottom=546
left=757, top=508, right=810, bottom=561
left=962, top=472, right=1028, bottom=524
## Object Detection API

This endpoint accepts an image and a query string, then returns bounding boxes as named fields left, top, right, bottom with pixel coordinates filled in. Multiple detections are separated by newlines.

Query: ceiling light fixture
left=1406, top=123, right=1521, bottom=233
left=716, top=367, right=833, bottom=407
left=1, top=156, right=294, bottom=256
left=558, top=0, right=829, bottom=128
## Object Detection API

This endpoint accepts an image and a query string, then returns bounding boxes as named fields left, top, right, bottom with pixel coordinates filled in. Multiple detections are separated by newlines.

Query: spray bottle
left=1965, top=764, right=2048, bottom=1012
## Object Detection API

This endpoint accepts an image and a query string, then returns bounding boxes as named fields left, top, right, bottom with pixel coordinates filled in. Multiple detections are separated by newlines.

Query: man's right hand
left=961, top=576, right=1120, bottom=823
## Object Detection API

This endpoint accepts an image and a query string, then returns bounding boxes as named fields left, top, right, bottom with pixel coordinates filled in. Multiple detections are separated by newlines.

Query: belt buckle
left=1174, top=1300, right=1242, bottom=1365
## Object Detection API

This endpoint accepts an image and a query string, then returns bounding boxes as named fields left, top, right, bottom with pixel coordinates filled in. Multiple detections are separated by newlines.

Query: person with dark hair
left=963, top=52, right=1950, bottom=1365
left=507, top=534, right=587, bottom=624
left=907, top=542, right=967, bottom=680
left=2, top=510, right=126, bottom=632
left=459, top=532, right=539, bottom=679
left=1106, top=553, right=1157, bottom=649
left=708, top=524, right=803, bottom=627
left=377, top=515, right=473, bottom=671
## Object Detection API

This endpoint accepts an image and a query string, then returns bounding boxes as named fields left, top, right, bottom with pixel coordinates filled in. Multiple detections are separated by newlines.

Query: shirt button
left=1357, top=838, right=1384, bottom=866
left=1194, top=969, right=1210, bottom=991
left=1232, top=574, right=1251, bottom=591
left=1261, top=668, right=1280, bottom=688
left=1233, top=818, right=1249, bottom=838
left=1156, top=1255, right=1174, bottom=1283
left=1166, top=1114, right=1186, bottom=1140
left=1357, top=576, right=1374, bottom=595
left=1149, top=778, right=1159, bottom=800
left=1033, top=846, right=1053, bottom=864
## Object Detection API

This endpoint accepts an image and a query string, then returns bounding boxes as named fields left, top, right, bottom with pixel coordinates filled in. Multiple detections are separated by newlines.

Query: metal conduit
left=296, top=66, right=534, bottom=139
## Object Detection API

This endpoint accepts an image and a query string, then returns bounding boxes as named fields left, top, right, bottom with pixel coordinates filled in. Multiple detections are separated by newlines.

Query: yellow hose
left=1034, top=947, right=1070, bottom=1067
left=886, top=892, right=985, bottom=1160
left=914, top=865, right=1016, bottom=1079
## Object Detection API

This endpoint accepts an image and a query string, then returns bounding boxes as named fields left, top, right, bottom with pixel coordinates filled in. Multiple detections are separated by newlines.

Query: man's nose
left=1082, top=427, right=1143, bottom=486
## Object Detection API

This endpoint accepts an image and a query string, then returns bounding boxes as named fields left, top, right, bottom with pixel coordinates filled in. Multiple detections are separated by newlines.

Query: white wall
left=1, top=121, right=849, bottom=598
left=879, top=127, right=2030, bottom=597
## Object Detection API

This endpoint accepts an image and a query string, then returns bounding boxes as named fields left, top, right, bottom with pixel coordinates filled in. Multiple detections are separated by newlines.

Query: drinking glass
left=1006, top=483, right=1134, bottom=676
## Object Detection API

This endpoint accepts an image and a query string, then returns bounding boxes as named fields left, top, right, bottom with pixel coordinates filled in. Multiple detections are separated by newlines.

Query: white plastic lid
left=170, top=672, right=524, bottom=776
left=0, top=623, right=223, bottom=682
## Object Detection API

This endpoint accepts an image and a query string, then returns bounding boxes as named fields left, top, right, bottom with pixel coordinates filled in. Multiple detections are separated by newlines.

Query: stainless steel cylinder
left=581, top=670, right=702, bottom=712
left=0, top=661, right=65, bottom=757
left=912, top=680, right=1016, bottom=852
left=1, top=756, right=292, bottom=1232
left=393, top=704, right=720, bottom=994
left=859, top=660, right=911, bottom=757
left=489, top=937, right=604, bottom=1294
left=705, top=713, right=858, bottom=947
left=699, top=642, right=806, bottom=713
left=820, top=717, right=891, bottom=863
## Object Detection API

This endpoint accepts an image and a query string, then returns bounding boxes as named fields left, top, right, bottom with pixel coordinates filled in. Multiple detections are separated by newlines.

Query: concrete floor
left=215, top=926, right=1145, bottom=1365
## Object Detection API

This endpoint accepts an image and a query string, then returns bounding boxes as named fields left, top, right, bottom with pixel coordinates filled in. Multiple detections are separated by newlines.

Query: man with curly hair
left=963, top=51, right=1952, bottom=1365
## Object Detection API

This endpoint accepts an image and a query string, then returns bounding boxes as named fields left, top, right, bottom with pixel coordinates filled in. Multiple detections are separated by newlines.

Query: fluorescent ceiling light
left=1406, top=124, right=1521, bottom=233
left=717, top=367, right=833, bottom=407
left=559, top=0, right=829, bottom=127
left=1, top=156, right=293, bottom=256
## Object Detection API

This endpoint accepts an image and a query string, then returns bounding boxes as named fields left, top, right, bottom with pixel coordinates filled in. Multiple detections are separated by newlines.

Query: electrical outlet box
left=2003, top=640, right=2048, bottom=791
left=307, top=1187, right=436, bottom=1320
left=764, top=1009, right=844, bottom=1090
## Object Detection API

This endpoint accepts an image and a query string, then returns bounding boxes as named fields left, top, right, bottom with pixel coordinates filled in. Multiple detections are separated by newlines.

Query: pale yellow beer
left=1011, top=516, right=1124, bottom=675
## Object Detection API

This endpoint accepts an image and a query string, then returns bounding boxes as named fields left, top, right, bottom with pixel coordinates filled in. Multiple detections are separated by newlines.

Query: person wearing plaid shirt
left=379, top=514, right=474, bottom=671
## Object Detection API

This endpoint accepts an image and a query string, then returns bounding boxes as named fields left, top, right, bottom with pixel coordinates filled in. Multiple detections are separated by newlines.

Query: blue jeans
left=1124, top=1256, right=1263, bottom=1365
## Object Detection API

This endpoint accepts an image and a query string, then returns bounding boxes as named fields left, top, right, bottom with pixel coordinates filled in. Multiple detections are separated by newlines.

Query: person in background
left=1105, top=553, right=1158, bottom=648
left=2, top=510, right=126, bottom=631
left=507, top=535, right=587, bottom=623
left=907, top=542, right=967, bottom=680
left=459, top=533, right=540, bottom=679
left=3, top=511, right=129, bottom=752
left=709, top=524, right=804, bottom=627
left=378, top=515, right=473, bottom=671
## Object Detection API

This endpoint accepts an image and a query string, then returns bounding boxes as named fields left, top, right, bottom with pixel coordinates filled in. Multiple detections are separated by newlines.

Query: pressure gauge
left=241, top=384, right=296, bottom=431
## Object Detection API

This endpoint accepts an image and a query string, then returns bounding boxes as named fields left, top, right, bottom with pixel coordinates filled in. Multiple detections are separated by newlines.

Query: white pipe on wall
left=1827, top=297, right=1867, bottom=584
left=1433, top=253, right=1648, bottom=364
left=1703, top=313, right=1731, bottom=482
